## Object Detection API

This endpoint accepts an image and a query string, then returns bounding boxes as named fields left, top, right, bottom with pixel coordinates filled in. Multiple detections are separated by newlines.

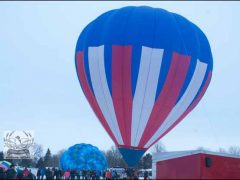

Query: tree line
left=0, top=142, right=240, bottom=169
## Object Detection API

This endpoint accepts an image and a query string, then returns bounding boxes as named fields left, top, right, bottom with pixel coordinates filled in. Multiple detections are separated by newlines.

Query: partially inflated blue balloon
left=60, top=143, right=107, bottom=171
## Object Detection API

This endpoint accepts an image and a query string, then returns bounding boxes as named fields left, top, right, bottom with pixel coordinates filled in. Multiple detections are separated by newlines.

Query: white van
left=109, top=167, right=127, bottom=179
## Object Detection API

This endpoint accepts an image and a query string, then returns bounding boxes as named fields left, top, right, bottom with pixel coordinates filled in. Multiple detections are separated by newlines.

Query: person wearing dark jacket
left=40, top=167, right=46, bottom=180
left=6, top=164, right=17, bottom=179
left=54, top=168, right=61, bottom=179
left=16, top=170, right=24, bottom=179
left=46, top=168, right=53, bottom=180
left=27, top=169, right=36, bottom=180
left=37, top=168, right=41, bottom=180
left=58, top=169, right=63, bottom=179
left=144, top=171, right=149, bottom=180
left=70, top=170, right=75, bottom=180
left=0, top=167, right=6, bottom=179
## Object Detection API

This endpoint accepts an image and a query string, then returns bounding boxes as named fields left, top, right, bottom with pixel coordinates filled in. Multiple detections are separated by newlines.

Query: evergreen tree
left=0, top=151, right=3, bottom=161
left=36, top=157, right=45, bottom=168
left=44, top=148, right=52, bottom=167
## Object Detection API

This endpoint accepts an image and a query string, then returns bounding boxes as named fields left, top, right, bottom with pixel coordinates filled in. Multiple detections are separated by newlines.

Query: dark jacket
left=37, top=169, right=41, bottom=177
left=0, top=168, right=6, bottom=179
left=6, top=168, right=16, bottom=179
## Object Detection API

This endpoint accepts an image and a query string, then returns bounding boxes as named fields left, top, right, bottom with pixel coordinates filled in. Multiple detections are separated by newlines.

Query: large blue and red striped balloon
left=75, top=6, right=213, bottom=166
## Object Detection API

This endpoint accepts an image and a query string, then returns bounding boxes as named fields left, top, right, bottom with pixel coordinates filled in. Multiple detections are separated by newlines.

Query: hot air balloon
left=60, top=144, right=108, bottom=171
left=75, top=6, right=213, bottom=167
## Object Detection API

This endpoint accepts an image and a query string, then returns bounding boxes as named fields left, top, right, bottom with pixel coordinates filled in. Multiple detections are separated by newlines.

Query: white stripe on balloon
left=131, top=46, right=164, bottom=146
left=88, top=45, right=124, bottom=145
left=144, top=60, right=208, bottom=148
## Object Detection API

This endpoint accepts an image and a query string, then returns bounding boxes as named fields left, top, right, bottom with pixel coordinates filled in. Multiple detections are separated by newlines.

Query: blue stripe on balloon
left=131, top=45, right=142, bottom=98
left=104, top=45, right=112, bottom=96
left=172, top=13, right=198, bottom=104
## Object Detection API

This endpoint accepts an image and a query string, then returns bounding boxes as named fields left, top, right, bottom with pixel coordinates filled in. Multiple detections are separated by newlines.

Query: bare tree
left=57, top=149, right=66, bottom=159
left=36, top=157, right=44, bottom=168
left=196, top=147, right=209, bottom=151
left=103, top=146, right=127, bottom=168
left=137, top=153, right=152, bottom=169
left=52, top=154, right=60, bottom=168
left=151, top=141, right=166, bottom=154
left=218, top=148, right=227, bottom=154
left=228, top=146, right=240, bottom=156
left=52, top=149, right=66, bottom=168
left=33, top=143, right=43, bottom=163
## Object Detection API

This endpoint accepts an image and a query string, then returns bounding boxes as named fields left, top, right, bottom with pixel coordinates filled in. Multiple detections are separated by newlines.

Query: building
left=152, top=150, right=240, bottom=179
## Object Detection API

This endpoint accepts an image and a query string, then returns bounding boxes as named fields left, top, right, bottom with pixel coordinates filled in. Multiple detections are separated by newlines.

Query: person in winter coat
left=6, top=164, right=17, bottom=179
left=40, top=167, right=46, bottom=180
left=58, top=169, right=63, bottom=179
left=105, top=170, right=112, bottom=180
left=63, top=170, right=70, bottom=180
left=16, top=169, right=24, bottom=180
left=23, top=167, right=30, bottom=177
left=70, top=170, right=76, bottom=180
left=36, top=168, right=41, bottom=180
left=27, top=169, right=36, bottom=180
left=54, top=168, right=60, bottom=179
left=0, top=167, right=6, bottom=179
left=144, top=171, right=149, bottom=180
left=46, top=168, right=54, bottom=180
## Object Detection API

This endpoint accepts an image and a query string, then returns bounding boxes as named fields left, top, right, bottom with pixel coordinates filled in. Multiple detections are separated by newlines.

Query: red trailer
left=152, top=150, right=240, bottom=179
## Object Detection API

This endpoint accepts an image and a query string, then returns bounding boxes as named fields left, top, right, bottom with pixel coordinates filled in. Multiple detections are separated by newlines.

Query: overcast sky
left=0, top=1, right=240, bottom=154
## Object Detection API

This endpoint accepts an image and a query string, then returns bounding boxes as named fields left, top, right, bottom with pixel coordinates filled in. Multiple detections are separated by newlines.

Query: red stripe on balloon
left=147, top=71, right=212, bottom=148
left=76, top=51, right=118, bottom=145
left=112, top=45, right=132, bottom=146
left=139, top=52, right=191, bottom=147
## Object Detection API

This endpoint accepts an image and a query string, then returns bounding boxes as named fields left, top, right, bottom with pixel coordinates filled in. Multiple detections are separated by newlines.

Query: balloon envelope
left=0, top=161, right=11, bottom=171
left=60, top=144, right=108, bottom=171
left=75, top=6, right=213, bottom=166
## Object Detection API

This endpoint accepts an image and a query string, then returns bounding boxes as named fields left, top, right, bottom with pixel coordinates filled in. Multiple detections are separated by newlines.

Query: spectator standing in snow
left=64, top=170, right=70, bottom=180
left=6, top=164, right=17, bottom=179
left=0, top=167, right=5, bottom=180
left=40, top=167, right=46, bottom=180
left=36, top=168, right=41, bottom=180
left=23, top=167, right=30, bottom=177
left=105, top=170, right=111, bottom=180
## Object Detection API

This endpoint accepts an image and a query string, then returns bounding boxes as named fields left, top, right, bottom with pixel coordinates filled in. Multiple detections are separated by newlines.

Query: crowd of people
left=36, top=168, right=104, bottom=180
left=0, top=165, right=36, bottom=179
left=37, top=167, right=62, bottom=179
left=0, top=164, right=150, bottom=180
